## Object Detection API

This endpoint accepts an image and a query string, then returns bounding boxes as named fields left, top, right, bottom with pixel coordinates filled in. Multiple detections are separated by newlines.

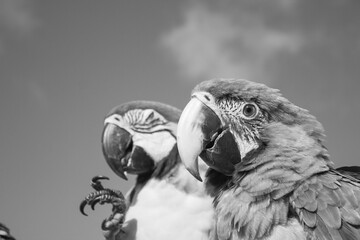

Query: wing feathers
left=291, top=171, right=360, bottom=239
left=340, top=206, right=360, bottom=225
left=304, top=200, right=317, bottom=212
left=355, top=188, right=360, bottom=202
left=341, top=184, right=358, bottom=208
left=301, top=210, right=316, bottom=228
left=338, top=221, right=360, bottom=240
left=336, top=166, right=360, bottom=180
left=318, top=189, right=338, bottom=207
left=314, top=217, right=336, bottom=240
left=317, top=205, right=341, bottom=229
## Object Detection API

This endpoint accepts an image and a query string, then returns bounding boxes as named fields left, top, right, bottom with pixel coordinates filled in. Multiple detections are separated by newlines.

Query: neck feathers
left=130, top=146, right=208, bottom=204
left=209, top=123, right=332, bottom=240
left=135, top=145, right=180, bottom=185
left=236, top=123, right=330, bottom=198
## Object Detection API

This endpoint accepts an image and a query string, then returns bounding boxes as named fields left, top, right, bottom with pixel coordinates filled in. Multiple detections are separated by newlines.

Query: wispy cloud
left=0, top=0, right=38, bottom=53
left=162, top=4, right=242, bottom=80
left=161, top=1, right=304, bottom=83
left=0, top=0, right=38, bottom=33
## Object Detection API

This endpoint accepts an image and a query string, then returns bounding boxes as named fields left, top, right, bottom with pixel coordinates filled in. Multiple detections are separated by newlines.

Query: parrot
left=176, top=78, right=360, bottom=240
left=337, top=166, right=360, bottom=180
left=0, top=223, right=16, bottom=240
left=80, top=101, right=213, bottom=240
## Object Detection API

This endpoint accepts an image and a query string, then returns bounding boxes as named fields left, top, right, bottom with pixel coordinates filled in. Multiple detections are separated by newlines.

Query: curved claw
left=80, top=176, right=126, bottom=220
left=92, top=175, right=110, bottom=182
left=91, top=175, right=110, bottom=191
left=80, top=200, right=89, bottom=216
left=91, top=198, right=102, bottom=210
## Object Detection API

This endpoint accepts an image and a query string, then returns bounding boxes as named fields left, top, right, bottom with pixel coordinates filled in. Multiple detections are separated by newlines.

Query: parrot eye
left=241, top=103, right=258, bottom=119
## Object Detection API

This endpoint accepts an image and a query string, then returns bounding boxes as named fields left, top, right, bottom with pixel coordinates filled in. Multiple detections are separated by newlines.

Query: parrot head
left=177, top=79, right=326, bottom=181
left=102, top=101, right=180, bottom=180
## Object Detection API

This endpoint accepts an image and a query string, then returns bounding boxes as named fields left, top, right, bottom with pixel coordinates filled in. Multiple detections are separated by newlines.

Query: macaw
left=176, top=79, right=360, bottom=240
left=80, top=101, right=213, bottom=240
left=0, top=223, right=15, bottom=240
left=337, top=166, right=360, bottom=180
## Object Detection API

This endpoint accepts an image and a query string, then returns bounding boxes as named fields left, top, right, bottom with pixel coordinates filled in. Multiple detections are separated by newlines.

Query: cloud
left=161, top=1, right=304, bottom=82
left=0, top=0, right=38, bottom=53
left=162, top=4, right=242, bottom=80
left=0, top=0, right=37, bottom=33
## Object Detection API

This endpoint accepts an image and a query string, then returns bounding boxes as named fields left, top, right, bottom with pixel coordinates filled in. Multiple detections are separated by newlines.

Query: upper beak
left=177, top=95, right=241, bottom=181
left=177, top=95, right=222, bottom=181
left=101, top=123, right=131, bottom=180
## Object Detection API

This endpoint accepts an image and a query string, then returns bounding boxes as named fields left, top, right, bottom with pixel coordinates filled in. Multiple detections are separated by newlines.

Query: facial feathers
left=177, top=78, right=360, bottom=240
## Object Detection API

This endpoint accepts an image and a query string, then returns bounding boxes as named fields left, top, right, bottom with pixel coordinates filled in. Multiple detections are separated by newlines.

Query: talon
left=80, top=176, right=126, bottom=219
left=91, top=198, right=102, bottom=210
left=101, top=218, right=110, bottom=231
left=92, top=175, right=110, bottom=182
left=91, top=175, right=110, bottom=191
left=80, top=200, right=88, bottom=216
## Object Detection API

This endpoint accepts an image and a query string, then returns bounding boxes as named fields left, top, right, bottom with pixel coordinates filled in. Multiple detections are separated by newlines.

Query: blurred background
left=0, top=0, right=359, bottom=239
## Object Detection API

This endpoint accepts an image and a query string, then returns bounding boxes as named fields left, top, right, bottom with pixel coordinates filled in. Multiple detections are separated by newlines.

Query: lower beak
left=101, top=123, right=131, bottom=180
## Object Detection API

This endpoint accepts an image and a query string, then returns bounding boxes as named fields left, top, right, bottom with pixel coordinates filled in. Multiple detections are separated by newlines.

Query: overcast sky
left=0, top=0, right=359, bottom=239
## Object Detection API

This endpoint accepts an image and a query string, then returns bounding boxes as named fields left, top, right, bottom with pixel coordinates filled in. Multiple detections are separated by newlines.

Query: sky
left=0, top=0, right=359, bottom=239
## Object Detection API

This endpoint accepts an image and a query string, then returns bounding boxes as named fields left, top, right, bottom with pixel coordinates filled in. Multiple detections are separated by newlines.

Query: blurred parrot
left=80, top=101, right=213, bottom=240
left=176, top=79, right=360, bottom=240
left=337, top=166, right=360, bottom=180
left=0, top=223, right=15, bottom=240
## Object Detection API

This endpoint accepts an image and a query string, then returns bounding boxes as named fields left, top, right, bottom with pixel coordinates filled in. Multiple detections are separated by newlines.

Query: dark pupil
left=244, top=104, right=255, bottom=117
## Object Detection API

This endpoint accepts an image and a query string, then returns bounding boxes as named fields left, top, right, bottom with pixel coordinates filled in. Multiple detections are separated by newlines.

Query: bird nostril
left=204, top=95, right=210, bottom=101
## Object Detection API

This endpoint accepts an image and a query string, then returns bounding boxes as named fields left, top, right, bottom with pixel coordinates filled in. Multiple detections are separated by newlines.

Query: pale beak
left=177, top=96, right=241, bottom=181
left=177, top=97, right=222, bottom=181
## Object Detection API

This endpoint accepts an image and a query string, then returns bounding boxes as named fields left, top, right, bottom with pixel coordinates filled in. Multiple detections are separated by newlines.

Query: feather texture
left=99, top=101, right=214, bottom=240
left=291, top=171, right=360, bottom=240
left=180, top=79, right=360, bottom=240
left=124, top=177, right=213, bottom=240
left=336, top=166, right=360, bottom=180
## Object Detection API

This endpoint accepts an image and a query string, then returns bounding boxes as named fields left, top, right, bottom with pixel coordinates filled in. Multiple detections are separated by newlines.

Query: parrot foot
left=101, top=211, right=126, bottom=239
left=80, top=175, right=126, bottom=216
left=80, top=175, right=128, bottom=240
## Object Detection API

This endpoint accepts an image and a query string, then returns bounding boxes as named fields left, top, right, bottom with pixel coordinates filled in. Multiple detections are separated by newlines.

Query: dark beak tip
left=116, top=171, right=128, bottom=180
left=187, top=168, right=203, bottom=182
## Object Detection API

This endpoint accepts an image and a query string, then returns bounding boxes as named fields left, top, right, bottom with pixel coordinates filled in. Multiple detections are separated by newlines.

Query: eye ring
left=241, top=103, right=259, bottom=119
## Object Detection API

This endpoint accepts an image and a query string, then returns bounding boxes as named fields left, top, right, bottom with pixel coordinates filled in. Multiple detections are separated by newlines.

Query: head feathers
left=106, top=100, right=181, bottom=124
left=194, top=78, right=326, bottom=144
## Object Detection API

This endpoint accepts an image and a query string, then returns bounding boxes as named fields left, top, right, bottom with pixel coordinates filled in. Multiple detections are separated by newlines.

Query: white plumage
left=121, top=164, right=213, bottom=240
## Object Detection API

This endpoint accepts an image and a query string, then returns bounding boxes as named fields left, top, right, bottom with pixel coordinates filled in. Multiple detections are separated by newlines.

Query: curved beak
left=101, top=123, right=131, bottom=180
left=177, top=97, right=222, bottom=181
left=177, top=96, right=241, bottom=181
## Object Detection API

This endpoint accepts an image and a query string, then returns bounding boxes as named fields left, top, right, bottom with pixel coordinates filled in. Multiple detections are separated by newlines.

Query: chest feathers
left=122, top=164, right=214, bottom=240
